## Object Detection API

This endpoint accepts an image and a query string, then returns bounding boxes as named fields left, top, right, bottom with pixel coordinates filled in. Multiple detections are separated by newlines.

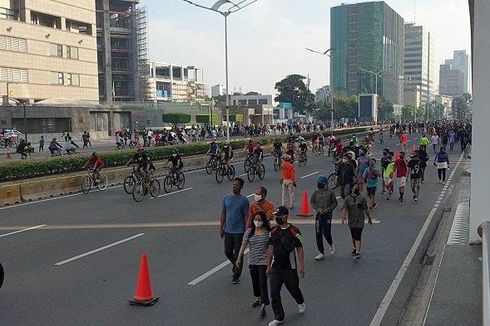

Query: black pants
left=438, top=168, right=447, bottom=182
left=340, top=183, right=351, bottom=199
left=249, top=265, right=269, bottom=305
left=420, top=166, right=426, bottom=182
left=315, top=213, right=333, bottom=254
left=420, top=144, right=427, bottom=152
left=270, top=267, right=304, bottom=321
left=224, top=233, right=243, bottom=278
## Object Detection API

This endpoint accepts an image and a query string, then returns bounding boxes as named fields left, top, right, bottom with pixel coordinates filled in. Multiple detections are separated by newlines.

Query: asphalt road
left=0, top=135, right=466, bottom=326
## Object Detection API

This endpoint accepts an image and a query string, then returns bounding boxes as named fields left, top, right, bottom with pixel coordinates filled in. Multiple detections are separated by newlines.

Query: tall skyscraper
left=439, top=60, right=465, bottom=97
left=453, top=50, right=469, bottom=93
left=330, top=1, right=404, bottom=105
left=403, top=23, right=434, bottom=107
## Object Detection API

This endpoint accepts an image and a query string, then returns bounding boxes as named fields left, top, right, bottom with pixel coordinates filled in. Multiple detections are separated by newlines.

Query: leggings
left=315, top=213, right=333, bottom=254
left=438, top=168, right=447, bottom=182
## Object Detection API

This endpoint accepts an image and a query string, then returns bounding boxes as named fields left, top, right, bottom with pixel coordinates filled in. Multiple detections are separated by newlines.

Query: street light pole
left=224, top=14, right=230, bottom=142
left=23, top=102, right=27, bottom=142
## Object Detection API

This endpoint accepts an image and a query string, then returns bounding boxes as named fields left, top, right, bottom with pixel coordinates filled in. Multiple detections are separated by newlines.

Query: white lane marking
left=300, top=171, right=319, bottom=179
left=239, top=173, right=247, bottom=177
left=0, top=224, right=46, bottom=238
left=188, top=248, right=250, bottom=286
left=157, top=187, right=193, bottom=198
left=369, top=152, right=464, bottom=326
left=54, top=233, right=145, bottom=266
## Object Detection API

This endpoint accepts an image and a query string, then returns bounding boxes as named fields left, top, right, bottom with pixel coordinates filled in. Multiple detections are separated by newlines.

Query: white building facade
left=211, top=84, right=225, bottom=97
left=230, top=94, right=273, bottom=106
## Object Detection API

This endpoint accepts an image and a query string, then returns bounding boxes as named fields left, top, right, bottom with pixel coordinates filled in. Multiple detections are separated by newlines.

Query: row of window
left=30, top=11, right=92, bottom=35
left=0, top=35, right=27, bottom=52
left=50, top=44, right=78, bottom=59
left=51, top=72, right=80, bottom=86
left=0, top=67, right=28, bottom=82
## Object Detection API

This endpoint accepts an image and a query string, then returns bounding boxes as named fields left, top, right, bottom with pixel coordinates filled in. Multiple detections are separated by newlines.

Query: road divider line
left=157, top=187, right=193, bottom=198
left=54, top=233, right=145, bottom=266
left=0, top=224, right=46, bottom=238
left=188, top=249, right=250, bottom=286
left=369, top=152, right=464, bottom=326
left=300, top=171, right=319, bottom=179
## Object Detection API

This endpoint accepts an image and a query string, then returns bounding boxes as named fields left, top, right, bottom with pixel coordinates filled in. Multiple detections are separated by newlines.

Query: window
left=67, top=46, right=78, bottom=59
left=65, top=73, right=80, bottom=86
left=0, top=67, right=28, bottom=82
left=31, top=11, right=61, bottom=29
left=258, top=99, right=268, bottom=105
left=50, top=43, right=62, bottom=57
left=52, top=72, right=63, bottom=85
left=0, top=36, right=27, bottom=52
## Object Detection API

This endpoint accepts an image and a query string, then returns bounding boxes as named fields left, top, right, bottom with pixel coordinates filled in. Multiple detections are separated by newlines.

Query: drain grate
left=447, top=201, right=470, bottom=245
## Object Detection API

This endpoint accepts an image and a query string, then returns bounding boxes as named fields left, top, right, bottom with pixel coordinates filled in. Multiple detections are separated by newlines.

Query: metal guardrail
left=478, top=222, right=490, bottom=326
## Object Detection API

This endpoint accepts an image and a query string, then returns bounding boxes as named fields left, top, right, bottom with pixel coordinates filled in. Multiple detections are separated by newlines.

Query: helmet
left=92, top=152, right=97, bottom=156
left=317, top=175, right=328, bottom=185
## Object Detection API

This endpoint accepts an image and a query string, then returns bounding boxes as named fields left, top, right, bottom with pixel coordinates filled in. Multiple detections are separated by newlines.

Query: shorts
left=410, top=178, right=421, bottom=188
left=350, top=227, right=363, bottom=241
left=384, top=177, right=393, bottom=187
left=367, top=187, right=377, bottom=197
left=396, top=176, right=406, bottom=187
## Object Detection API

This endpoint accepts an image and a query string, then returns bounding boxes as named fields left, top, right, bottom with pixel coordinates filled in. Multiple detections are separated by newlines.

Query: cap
left=317, top=175, right=328, bottom=185
left=273, top=206, right=289, bottom=217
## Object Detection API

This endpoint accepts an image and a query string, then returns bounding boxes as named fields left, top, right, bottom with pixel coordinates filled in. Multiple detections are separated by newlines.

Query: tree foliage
left=274, top=74, right=315, bottom=114
left=452, top=93, right=472, bottom=119
left=162, top=113, right=191, bottom=125
left=377, top=97, right=394, bottom=121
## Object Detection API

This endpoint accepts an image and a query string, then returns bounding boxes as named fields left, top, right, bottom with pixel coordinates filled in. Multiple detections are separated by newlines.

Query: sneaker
left=232, top=276, right=239, bottom=284
left=414, top=197, right=418, bottom=202
left=351, top=249, right=357, bottom=256
left=268, top=320, right=285, bottom=326
left=329, top=244, right=336, bottom=255
left=314, top=253, right=326, bottom=261
left=252, top=298, right=261, bottom=308
left=354, top=253, right=361, bottom=260
left=298, top=303, right=306, bottom=314
left=259, top=304, right=267, bottom=317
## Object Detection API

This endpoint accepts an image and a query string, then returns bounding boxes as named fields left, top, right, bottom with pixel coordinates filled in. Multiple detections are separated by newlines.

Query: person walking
left=280, top=154, right=297, bottom=209
left=431, top=134, right=439, bottom=153
left=341, top=183, right=373, bottom=260
left=419, top=133, right=430, bottom=152
left=236, top=211, right=271, bottom=318
left=356, top=150, right=370, bottom=193
left=337, top=154, right=356, bottom=199
left=219, top=178, right=250, bottom=284
left=383, top=152, right=395, bottom=200
left=380, top=149, right=390, bottom=194
left=38, top=135, right=44, bottom=152
left=310, top=175, right=338, bottom=261
left=449, top=130, right=456, bottom=151
left=434, top=147, right=450, bottom=184
left=399, top=131, right=409, bottom=153
left=267, top=206, right=305, bottom=326
left=246, top=186, right=276, bottom=227
left=363, top=158, right=380, bottom=209
left=393, top=152, right=408, bottom=202
left=407, top=151, right=423, bottom=201
left=82, top=131, right=89, bottom=148
left=418, top=146, right=430, bottom=183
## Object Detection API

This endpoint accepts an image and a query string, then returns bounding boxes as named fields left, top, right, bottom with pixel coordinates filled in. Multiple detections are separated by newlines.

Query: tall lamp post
left=306, top=47, right=335, bottom=130
left=182, top=0, right=259, bottom=142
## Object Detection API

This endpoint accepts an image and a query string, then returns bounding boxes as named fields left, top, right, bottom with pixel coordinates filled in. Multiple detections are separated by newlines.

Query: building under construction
left=95, top=0, right=149, bottom=103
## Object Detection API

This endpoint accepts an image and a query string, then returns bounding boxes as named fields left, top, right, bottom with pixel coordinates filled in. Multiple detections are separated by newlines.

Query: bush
left=162, top=113, right=191, bottom=124
left=0, top=127, right=370, bottom=182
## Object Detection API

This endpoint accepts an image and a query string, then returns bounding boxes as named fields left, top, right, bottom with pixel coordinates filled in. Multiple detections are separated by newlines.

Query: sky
left=144, top=0, right=471, bottom=95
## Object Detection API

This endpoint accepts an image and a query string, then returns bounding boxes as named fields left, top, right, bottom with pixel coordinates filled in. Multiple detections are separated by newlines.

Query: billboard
left=358, top=94, right=378, bottom=123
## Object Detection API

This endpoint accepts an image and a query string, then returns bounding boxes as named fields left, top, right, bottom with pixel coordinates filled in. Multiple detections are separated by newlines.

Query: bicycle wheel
left=132, top=182, right=145, bottom=202
left=150, top=179, right=161, bottom=197
left=244, top=158, right=251, bottom=173
left=215, top=167, right=224, bottom=184
left=163, top=175, right=173, bottom=193
left=123, top=175, right=135, bottom=194
left=0, top=263, right=3, bottom=289
left=258, top=164, right=265, bottom=180
left=227, top=165, right=235, bottom=181
left=247, top=167, right=255, bottom=182
left=96, top=174, right=108, bottom=191
left=176, top=172, right=186, bottom=189
left=327, top=173, right=338, bottom=190
left=81, top=175, right=92, bottom=194
left=205, top=161, right=213, bottom=175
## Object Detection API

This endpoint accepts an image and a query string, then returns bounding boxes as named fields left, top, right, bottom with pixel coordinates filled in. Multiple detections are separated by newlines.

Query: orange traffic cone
left=129, top=253, right=159, bottom=306
left=394, top=151, right=400, bottom=161
left=297, top=188, right=313, bottom=217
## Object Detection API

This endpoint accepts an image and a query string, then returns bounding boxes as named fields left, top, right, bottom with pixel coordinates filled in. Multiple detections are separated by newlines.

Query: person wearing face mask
left=236, top=211, right=271, bottom=318
left=363, top=158, right=380, bottom=209
left=336, top=154, right=356, bottom=199
left=341, top=184, right=373, bottom=260
left=219, top=178, right=250, bottom=284
left=280, top=154, right=297, bottom=209
left=267, top=206, right=305, bottom=326
left=246, top=186, right=276, bottom=227
left=310, top=175, right=338, bottom=261
left=164, top=149, right=184, bottom=181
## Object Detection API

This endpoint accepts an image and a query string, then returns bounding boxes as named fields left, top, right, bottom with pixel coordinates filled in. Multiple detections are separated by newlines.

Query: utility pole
left=426, top=32, right=431, bottom=122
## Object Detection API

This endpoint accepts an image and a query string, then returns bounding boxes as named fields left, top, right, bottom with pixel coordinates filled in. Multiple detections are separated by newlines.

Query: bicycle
left=163, top=168, right=185, bottom=193
left=216, top=160, right=236, bottom=184
left=247, top=160, right=265, bottom=182
left=273, top=151, right=282, bottom=171
left=298, top=151, right=308, bottom=167
left=123, top=166, right=143, bottom=194
left=0, top=262, right=3, bottom=289
left=81, top=168, right=108, bottom=194
left=317, top=142, right=325, bottom=155
left=132, top=172, right=160, bottom=202
left=205, top=155, right=219, bottom=175
left=326, top=166, right=340, bottom=190
left=244, top=154, right=254, bottom=173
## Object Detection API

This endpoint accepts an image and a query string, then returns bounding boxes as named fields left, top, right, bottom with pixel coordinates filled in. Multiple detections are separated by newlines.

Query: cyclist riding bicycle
left=126, top=147, right=154, bottom=174
left=220, top=143, right=234, bottom=165
left=165, top=149, right=184, bottom=180
left=83, top=152, right=104, bottom=182
left=253, top=142, right=264, bottom=163
left=318, top=134, right=325, bottom=149
left=206, top=141, right=220, bottom=158
left=245, top=140, right=255, bottom=157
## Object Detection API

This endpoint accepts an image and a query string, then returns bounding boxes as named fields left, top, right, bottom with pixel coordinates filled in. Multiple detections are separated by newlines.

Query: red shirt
left=246, top=143, right=255, bottom=154
left=89, top=156, right=104, bottom=169
left=394, top=159, right=407, bottom=177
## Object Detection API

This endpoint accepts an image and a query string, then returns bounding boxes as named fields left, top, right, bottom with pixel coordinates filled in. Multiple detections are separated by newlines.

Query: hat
left=317, top=175, right=328, bottom=185
left=282, top=154, right=291, bottom=161
left=273, top=206, right=289, bottom=217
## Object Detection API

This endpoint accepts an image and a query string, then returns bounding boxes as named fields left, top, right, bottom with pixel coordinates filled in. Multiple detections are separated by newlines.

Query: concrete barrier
left=20, top=182, right=44, bottom=202
left=63, top=175, right=84, bottom=195
left=41, top=178, right=65, bottom=198
left=0, top=184, right=21, bottom=206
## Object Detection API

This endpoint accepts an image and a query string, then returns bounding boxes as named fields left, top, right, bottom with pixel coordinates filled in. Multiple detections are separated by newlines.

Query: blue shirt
left=222, top=194, right=250, bottom=234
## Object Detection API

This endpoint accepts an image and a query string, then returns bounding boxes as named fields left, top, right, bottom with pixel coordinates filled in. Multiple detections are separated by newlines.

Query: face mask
left=275, top=217, right=285, bottom=225
left=254, top=220, right=263, bottom=228
left=172, top=154, right=177, bottom=157
left=254, top=194, right=262, bottom=202
left=353, top=189, right=360, bottom=195
left=317, top=183, right=326, bottom=190
left=342, top=159, right=348, bottom=163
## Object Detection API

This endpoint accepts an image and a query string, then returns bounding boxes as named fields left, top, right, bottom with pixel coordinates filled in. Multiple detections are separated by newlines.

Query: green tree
left=162, top=113, right=191, bottom=126
left=274, top=74, right=315, bottom=114
left=378, top=96, right=394, bottom=121
left=452, top=93, right=472, bottom=119
left=402, top=104, right=417, bottom=121
left=245, top=91, right=260, bottom=95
